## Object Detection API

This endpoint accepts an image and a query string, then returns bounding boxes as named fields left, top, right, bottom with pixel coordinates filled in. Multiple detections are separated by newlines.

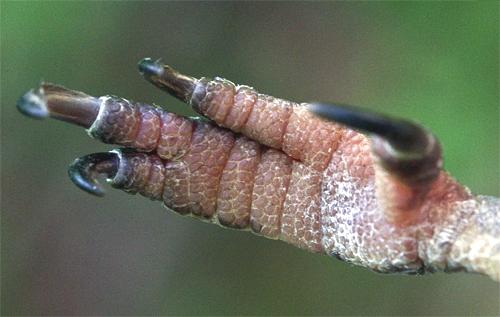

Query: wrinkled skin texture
left=17, top=62, right=499, bottom=281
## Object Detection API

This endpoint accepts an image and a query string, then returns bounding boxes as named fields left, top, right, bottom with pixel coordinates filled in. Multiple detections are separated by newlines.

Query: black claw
left=138, top=57, right=164, bottom=78
left=17, top=89, right=49, bottom=119
left=309, top=103, right=430, bottom=156
left=137, top=58, right=197, bottom=103
left=68, top=152, right=119, bottom=197
left=17, top=83, right=100, bottom=128
left=309, top=102, right=442, bottom=184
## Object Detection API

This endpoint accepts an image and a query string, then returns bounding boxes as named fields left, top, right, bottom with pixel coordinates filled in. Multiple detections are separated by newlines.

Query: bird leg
left=17, top=59, right=499, bottom=280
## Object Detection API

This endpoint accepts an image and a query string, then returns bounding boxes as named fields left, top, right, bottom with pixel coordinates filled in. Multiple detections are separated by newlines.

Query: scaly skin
left=16, top=61, right=499, bottom=281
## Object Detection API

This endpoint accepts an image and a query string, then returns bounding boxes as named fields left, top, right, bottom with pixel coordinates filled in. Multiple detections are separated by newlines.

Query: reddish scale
left=134, top=104, right=161, bottom=152
left=127, top=154, right=153, bottom=195
left=111, top=151, right=154, bottom=196
left=162, top=160, right=191, bottom=215
left=340, top=130, right=374, bottom=184
left=222, top=85, right=257, bottom=132
left=196, top=78, right=235, bottom=124
left=109, top=151, right=166, bottom=201
left=143, top=155, right=166, bottom=200
left=156, top=112, right=193, bottom=160
left=216, top=137, right=261, bottom=228
left=176, top=122, right=235, bottom=218
left=281, top=161, right=324, bottom=252
left=89, top=97, right=141, bottom=145
left=249, top=149, right=293, bottom=238
left=91, top=95, right=330, bottom=246
left=242, top=95, right=293, bottom=149
left=160, top=121, right=236, bottom=218
left=87, top=92, right=339, bottom=245
left=283, top=105, right=343, bottom=171
left=90, top=99, right=161, bottom=152
left=193, top=80, right=344, bottom=172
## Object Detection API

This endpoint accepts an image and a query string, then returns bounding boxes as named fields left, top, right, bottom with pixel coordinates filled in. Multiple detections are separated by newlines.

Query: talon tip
left=67, top=152, right=119, bottom=197
left=138, top=57, right=164, bottom=77
left=17, top=89, right=49, bottom=119
left=68, top=164, right=106, bottom=197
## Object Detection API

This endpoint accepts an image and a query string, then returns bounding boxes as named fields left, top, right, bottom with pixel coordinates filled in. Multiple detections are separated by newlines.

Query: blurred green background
left=2, top=1, right=499, bottom=315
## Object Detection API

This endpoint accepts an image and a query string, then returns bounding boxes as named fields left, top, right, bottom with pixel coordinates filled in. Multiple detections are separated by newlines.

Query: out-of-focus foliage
left=1, top=2, right=498, bottom=315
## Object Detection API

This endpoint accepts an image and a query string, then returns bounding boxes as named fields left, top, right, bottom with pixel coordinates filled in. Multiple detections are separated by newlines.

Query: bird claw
left=309, top=102, right=442, bottom=184
left=138, top=57, right=197, bottom=103
left=68, top=152, right=119, bottom=197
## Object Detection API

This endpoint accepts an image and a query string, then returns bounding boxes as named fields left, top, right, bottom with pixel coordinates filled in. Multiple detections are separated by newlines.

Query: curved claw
left=17, top=83, right=100, bottom=128
left=308, top=103, right=432, bottom=156
left=17, top=88, right=50, bottom=119
left=138, top=57, right=197, bottom=103
left=68, top=152, right=119, bottom=196
left=309, top=102, right=442, bottom=184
